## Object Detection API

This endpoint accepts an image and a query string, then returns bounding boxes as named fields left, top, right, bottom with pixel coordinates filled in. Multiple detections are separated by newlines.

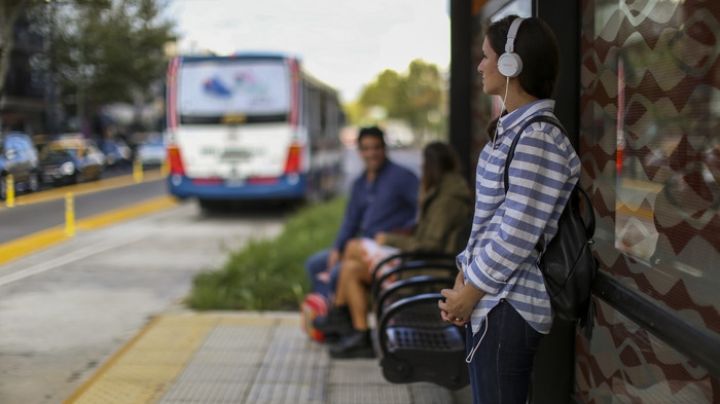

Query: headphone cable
left=492, top=76, right=511, bottom=148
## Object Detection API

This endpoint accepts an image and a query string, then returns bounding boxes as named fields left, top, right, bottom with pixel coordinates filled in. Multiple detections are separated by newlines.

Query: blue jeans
left=465, top=300, right=543, bottom=404
left=305, top=248, right=340, bottom=297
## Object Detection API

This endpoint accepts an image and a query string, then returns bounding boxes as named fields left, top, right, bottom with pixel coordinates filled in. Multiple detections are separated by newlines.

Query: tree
left=0, top=0, right=28, bottom=97
left=0, top=0, right=174, bottom=131
left=359, top=69, right=403, bottom=118
left=51, top=0, right=175, bottom=125
left=403, top=60, right=445, bottom=142
left=354, top=59, right=446, bottom=142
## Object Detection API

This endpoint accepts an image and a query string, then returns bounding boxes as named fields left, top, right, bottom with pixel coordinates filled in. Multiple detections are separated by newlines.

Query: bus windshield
left=177, top=59, right=290, bottom=124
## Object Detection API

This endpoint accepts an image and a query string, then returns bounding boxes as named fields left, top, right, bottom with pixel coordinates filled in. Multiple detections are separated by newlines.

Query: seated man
left=305, top=126, right=419, bottom=309
left=325, top=142, right=473, bottom=358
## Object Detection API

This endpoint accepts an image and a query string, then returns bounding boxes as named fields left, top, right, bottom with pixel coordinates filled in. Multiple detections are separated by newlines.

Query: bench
left=369, top=252, right=469, bottom=390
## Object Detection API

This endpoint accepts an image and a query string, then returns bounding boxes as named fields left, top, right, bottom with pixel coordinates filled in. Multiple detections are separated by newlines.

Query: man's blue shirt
left=334, top=159, right=419, bottom=252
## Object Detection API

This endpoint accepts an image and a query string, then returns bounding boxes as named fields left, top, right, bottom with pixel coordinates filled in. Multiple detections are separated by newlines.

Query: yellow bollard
left=133, top=159, right=143, bottom=183
left=5, top=175, right=15, bottom=208
left=160, top=158, right=169, bottom=177
left=65, top=192, right=75, bottom=237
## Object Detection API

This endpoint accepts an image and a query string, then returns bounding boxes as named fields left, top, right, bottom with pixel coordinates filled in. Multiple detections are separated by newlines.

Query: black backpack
left=504, top=115, right=597, bottom=331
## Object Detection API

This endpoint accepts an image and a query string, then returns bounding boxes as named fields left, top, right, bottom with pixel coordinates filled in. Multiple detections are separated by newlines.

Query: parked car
left=136, top=135, right=166, bottom=167
left=39, top=138, right=105, bottom=185
left=101, top=138, right=132, bottom=168
left=0, top=132, right=40, bottom=200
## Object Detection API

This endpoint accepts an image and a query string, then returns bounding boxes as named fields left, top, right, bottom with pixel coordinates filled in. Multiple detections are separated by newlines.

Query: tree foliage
left=0, top=0, right=29, bottom=96
left=353, top=59, right=446, bottom=140
left=51, top=0, right=176, bottom=119
left=1, top=0, right=174, bottom=128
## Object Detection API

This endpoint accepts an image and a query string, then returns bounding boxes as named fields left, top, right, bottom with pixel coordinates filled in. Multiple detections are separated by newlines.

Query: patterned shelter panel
left=576, top=300, right=717, bottom=403
left=579, top=0, right=720, bottom=336
left=578, top=0, right=720, bottom=401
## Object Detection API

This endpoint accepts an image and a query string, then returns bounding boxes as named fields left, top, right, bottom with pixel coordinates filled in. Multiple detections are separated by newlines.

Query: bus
left=165, top=53, right=344, bottom=208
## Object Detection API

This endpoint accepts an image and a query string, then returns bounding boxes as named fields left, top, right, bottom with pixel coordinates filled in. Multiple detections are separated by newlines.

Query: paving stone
left=327, top=383, right=412, bottom=404
left=158, top=380, right=249, bottom=403
left=409, top=382, right=455, bottom=404
left=329, top=359, right=388, bottom=385
left=245, top=382, right=325, bottom=404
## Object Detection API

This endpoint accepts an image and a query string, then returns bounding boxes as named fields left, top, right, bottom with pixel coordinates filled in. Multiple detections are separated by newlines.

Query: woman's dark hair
left=357, top=126, right=386, bottom=148
left=422, top=142, right=459, bottom=191
left=485, top=16, right=560, bottom=138
left=487, top=15, right=559, bottom=99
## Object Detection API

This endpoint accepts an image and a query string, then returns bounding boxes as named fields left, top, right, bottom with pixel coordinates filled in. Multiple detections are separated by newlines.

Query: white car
left=137, top=136, right=166, bottom=166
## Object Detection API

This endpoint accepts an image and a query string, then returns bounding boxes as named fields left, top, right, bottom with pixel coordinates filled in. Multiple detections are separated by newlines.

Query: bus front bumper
left=167, top=174, right=307, bottom=200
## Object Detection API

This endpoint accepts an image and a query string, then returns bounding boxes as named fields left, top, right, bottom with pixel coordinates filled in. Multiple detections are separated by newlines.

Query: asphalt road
left=0, top=178, right=167, bottom=244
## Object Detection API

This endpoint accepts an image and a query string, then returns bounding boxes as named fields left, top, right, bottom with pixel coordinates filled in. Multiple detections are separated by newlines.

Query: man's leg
left=312, top=255, right=352, bottom=337
left=305, top=248, right=330, bottom=293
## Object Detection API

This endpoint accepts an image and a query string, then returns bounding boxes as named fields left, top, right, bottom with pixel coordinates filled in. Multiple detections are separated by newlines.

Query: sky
left=167, top=0, right=451, bottom=103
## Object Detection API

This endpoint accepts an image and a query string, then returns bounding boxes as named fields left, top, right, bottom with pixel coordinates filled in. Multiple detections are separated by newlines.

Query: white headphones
left=497, top=17, right=524, bottom=78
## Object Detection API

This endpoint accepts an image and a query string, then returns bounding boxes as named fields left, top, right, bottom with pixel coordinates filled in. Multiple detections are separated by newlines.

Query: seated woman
left=324, top=141, right=473, bottom=358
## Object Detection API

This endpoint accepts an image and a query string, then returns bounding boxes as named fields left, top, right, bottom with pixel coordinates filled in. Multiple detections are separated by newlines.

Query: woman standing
left=438, top=16, right=581, bottom=403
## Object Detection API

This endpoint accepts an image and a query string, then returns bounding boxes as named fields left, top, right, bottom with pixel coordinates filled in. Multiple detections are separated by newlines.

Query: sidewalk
left=65, top=311, right=467, bottom=404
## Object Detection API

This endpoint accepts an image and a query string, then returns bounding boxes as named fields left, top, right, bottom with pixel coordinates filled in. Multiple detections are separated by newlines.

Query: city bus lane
left=0, top=170, right=167, bottom=243
left=0, top=197, right=286, bottom=404
left=0, top=172, right=173, bottom=266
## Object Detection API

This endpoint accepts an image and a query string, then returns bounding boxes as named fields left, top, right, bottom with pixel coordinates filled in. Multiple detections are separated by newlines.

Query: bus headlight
left=287, top=174, right=299, bottom=185
left=60, top=162, right=75, bottom=175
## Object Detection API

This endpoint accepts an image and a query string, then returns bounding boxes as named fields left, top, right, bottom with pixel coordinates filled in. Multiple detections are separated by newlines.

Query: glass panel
left=490, top=1, right=531, bottom=22
left=579, top=0, right=720, bottom=400
left=581, top=0, right=720, bottom=334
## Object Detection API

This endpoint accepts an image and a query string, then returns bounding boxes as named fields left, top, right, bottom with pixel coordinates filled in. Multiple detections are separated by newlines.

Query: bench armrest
left=371, top=261, right=457, bottom=299
left=375, top=275, right=455, bottom=320
left=371, top=251, right=456, bottom=281
left=378, top=292, right=445, bottom=358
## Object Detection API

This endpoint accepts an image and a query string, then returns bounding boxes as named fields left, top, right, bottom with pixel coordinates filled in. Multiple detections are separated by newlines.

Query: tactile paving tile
left=244, top=382, right=325, bottom=404
left=271, top=322, right=309, bottom=340
left=327, top=383, right=412, bottom=404
left=119, top=350, right=194, bottom=366
left=172, top=364, right=258, bottom=383
left=70, top=379, right=164, bottom=404
left=245, top=324, right=329, bottom=401
left=260, top=347, right=330, bottom=372
left=189, top=349, right=265, bottom=367
left=157, top=321, right=331, bottom=404
left=329, top=359, right=389, bottom=385
left=254, top=362, right=327, bottom=384
left=73, top=312, right=461, bottom=404
left=158, top=380, right=250, bottom=403
left=408, top=382, right=454, bottom=404
left=201, top=325, right=273, bottom=350
left=68, top=315, right=216, bottom=404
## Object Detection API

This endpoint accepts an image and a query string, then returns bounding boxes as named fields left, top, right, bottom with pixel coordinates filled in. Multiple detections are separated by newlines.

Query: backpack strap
left=503, top=114, right=565, bottom=194
left=502, top=115, right=595, bottom=241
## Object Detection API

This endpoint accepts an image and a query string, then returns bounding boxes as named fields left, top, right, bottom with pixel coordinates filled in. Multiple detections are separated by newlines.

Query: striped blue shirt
left=457, top=99, right=580, bottom=334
